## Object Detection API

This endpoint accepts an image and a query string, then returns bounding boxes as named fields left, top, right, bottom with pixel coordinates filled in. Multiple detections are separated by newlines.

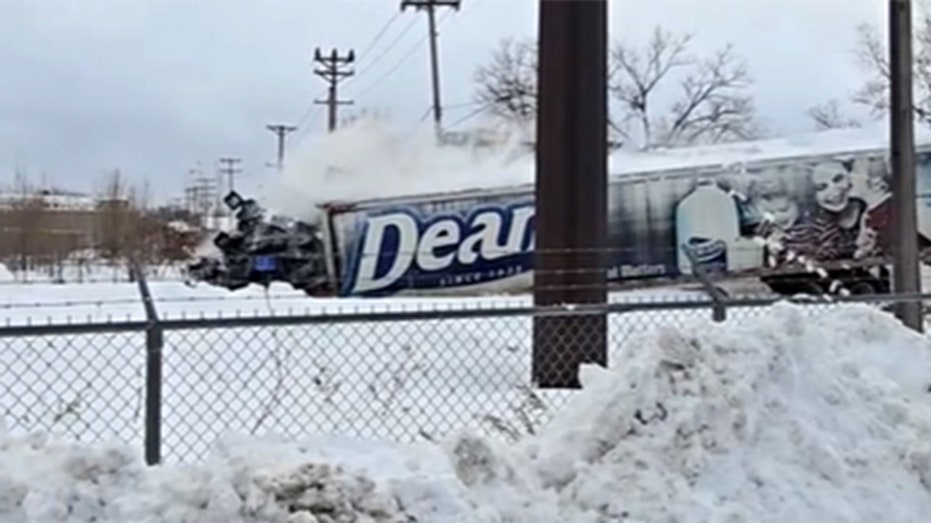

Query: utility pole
left=889, top=0, right=924, bottom=331
left=401, top=0, right=460, bottom=139
left=313, top=48, right=355, bottom=133
left=185, top=165, right=217, bottom=228
left=266, top=124, right=297, bottom=172
left=532, top=0, right=609, bottom=388
left=218, top=157, right=242, bottom=194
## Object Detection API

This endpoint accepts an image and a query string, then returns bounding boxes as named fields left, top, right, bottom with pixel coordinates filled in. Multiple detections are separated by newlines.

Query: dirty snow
left=3, top=302, right=931, bottom=522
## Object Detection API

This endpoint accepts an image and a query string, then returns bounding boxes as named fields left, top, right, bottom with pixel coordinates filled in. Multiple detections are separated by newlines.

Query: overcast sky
left=0, top=0, right=888, bottom=202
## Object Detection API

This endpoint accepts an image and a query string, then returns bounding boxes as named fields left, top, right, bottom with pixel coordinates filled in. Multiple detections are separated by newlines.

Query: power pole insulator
left=401, top=0, right=460, bottom=140
left=313, top=48, right=355, bottom=133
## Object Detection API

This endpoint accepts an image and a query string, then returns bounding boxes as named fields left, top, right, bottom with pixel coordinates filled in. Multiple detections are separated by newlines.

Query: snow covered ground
left=0, top=279, right=722, bottom=463
left=2, top=302, right=931, bottom=522
left=0, top=261, right=185, bottom=286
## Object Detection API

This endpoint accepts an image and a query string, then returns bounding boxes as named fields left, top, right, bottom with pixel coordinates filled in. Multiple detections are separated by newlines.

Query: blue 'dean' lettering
left=343, top=203, right=536, bottom=296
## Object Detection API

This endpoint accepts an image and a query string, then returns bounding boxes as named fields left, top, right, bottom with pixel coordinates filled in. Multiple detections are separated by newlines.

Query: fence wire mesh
left=0, top=330, right=145, bottom=448
left=0, top=296, right=918, bottom=463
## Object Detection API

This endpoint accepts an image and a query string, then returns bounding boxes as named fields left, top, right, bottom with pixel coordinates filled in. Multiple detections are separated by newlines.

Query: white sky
left=0, top=0, right=889, bottom=201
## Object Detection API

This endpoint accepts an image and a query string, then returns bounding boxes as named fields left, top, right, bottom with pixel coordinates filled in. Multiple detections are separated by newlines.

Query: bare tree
left=474, top=38, right=538, bottom=127
left=96, top=169, right=136, bottom=266
left=4, top=169, right=46, bottom=274
left=610, top=27, right=759, bottom=149
left=852, top=16, right=931, bottom=124
left=807, top=99, right=862, bottom=131
left=472, top=26, right=760, bottom=150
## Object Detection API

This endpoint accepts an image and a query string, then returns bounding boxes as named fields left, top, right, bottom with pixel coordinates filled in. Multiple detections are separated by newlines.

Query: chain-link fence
left=0, top=291, right=922, bottom=464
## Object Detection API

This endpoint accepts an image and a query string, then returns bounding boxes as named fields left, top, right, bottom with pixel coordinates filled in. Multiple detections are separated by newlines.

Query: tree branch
left=473, top=38, right=538, bottom=124
left=609, top=28, right=758, bottom=149
left=807, top=99, right=861, bottom=131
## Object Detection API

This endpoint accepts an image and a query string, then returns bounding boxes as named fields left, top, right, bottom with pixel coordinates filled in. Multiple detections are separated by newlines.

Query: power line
left=352, top=35, right=428, bottom=99
left=286, top=8, right=399, bottom=147
left=356, top=11, right=403, bottom=61
left=401, top=0, right=461, bottom=138
left=313, top=48, right=356, bottom=133
left=445, top=100, right=483, bottom=111
left=344, top=16, right=421, bottom=88
left=295, top=88, right=328, bottom=129
left=285, top=3, right=459, bottom=153
left=446, top=102, right=490, bottom=128
left=350, top=9, right=454, bottom=100
left=418, top=105, right=433, bottom=122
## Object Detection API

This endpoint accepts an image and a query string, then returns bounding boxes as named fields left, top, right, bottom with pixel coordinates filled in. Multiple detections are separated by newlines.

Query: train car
left=185, top=126, right=931, bottom=298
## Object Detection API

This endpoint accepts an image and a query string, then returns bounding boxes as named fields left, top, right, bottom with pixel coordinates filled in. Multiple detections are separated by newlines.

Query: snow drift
left=521, top=302, right=931, bottom=522
left=3, top=302, right=931, bottom=522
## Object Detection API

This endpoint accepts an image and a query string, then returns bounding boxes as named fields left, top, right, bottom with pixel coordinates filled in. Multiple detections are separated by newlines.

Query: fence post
left=684, top=248, right=728, bottom=322
left=133, top=264, right=163, bottom=465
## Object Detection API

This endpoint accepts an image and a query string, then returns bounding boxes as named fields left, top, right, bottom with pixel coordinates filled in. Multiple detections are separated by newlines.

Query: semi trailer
left=185, top=127, right=931, bottom=298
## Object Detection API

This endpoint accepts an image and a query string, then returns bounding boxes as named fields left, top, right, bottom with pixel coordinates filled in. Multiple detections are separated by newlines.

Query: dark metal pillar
left=889, top=0, right=924, bottom=331
left=532, top=0, right=609, bottom=388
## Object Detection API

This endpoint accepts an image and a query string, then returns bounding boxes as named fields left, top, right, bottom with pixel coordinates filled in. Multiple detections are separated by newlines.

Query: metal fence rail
left=0, top=291, right=925, bottom=464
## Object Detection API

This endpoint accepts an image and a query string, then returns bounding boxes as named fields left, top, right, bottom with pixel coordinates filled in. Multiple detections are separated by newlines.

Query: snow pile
left=0, top=430, right=474, bottom=523
left=4, top=303, right=931, bottom=522
left=0, top=264, right=13, bottom=283
left=518, top=302, right=931, bottom=522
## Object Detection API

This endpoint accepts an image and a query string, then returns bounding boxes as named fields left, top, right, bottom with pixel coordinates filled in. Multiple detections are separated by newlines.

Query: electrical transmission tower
left=313, top=48, right=355, bottom=132
left=266, top=124, right=298, bottom=172
left=401, top=0, right=460, bottom=138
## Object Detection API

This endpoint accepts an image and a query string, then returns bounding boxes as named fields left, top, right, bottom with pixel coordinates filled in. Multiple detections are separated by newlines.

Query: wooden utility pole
left=401, top=0, right=460, bottom=138
left=266, top=124, right=297, bottom=172
left=218, top=157, right=241, bottom=194
left=313, top=48, right=355, bottom=133
left=532, top=0, right=609, bottom=388
left=889, top=0, right=924, bottom=331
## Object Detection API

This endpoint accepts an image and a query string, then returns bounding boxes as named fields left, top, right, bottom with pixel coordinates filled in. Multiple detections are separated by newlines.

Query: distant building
left=0, top=188, right=199, bottom=267
left=0, top=189, right=98, bottom=211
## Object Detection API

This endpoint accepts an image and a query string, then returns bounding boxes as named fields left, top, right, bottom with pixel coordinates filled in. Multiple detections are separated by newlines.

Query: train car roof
left=320, top=123, right=931, bottom=212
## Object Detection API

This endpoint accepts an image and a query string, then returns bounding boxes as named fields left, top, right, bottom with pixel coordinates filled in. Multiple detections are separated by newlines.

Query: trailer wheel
left=761, top=274, right=825, bottom=297
left=847, top=281, right=876, bottom=295
left=837, top=268, right=887, bottom=296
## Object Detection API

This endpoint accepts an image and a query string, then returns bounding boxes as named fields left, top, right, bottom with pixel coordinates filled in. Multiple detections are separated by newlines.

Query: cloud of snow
left=260, top=115, right=533, bottom=224
left=261, top=120, right=931, bottom=228
left=4, top=303, right=931, bottom=522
